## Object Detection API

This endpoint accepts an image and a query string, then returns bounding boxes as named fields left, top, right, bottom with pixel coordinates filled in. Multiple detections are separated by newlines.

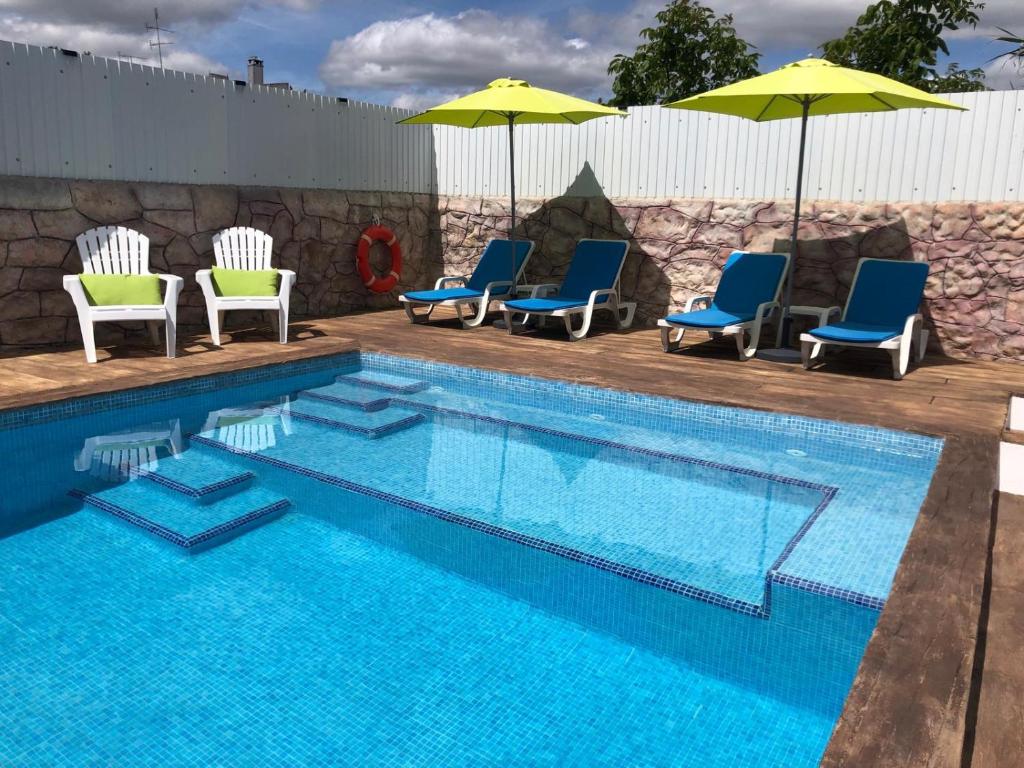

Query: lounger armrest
left=902, top=313, right=923, bottom=340
left=587, top=288, right=619, bottom=310
left=481, top=280, right=514, bottom=298
left=788, top=304, right=840, bottom=327
left=683, top=295, right=712, bottom=313
left=62, top=274, right=91, bottom=314
left=157, top=274, right=184, bottom=312
left=530, top=283, right=560, bottom=298
left=277, top=269, right=296, bottom=297
left=434, top=275, right=468, bottom=290
left=755, top=300, right=780, bottom=320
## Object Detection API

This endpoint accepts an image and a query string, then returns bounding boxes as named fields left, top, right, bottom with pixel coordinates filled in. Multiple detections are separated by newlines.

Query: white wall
left=0, top=41, right=434, bottom=192
left=434, top=92, right=1024, bottom=203
left=1, top=40, right=1022, bottom=203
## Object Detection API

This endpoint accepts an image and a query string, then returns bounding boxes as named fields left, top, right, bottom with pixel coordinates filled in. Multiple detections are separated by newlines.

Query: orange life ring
left=356, top=225, right=402, bottom=293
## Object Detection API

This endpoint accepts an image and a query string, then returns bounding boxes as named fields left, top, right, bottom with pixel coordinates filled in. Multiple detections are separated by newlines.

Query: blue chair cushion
left=403, top=287, right=484, bottom=303
left=557, top=240, right=629, bottom=303
left=664, top=308, right=754, bottom=328
left=844, top=259, right=928, bottom=327
left=808, top=321, right=902, bottom=344
left=503, top=297, right=588, bottom=313
left=466, top=239, right=533, bottom=292
left=711, top=251, right=789, bottom=315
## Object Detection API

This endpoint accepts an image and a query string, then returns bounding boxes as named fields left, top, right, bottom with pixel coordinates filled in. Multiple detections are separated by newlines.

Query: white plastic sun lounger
left=657, top=251, right=790, bottom=360
left=500, top=239, right=635, bottom=341
left=399, top=238, right=535, bottom=328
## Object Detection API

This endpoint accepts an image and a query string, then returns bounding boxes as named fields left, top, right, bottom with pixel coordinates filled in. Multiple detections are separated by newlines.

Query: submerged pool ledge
left=190, top=429, right=870, bottom=617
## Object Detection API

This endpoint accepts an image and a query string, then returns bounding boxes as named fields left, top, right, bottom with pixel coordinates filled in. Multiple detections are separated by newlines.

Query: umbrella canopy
left=399, top=79, right=625, bottom=310
left=398, top=77, right=625, bottom=127
left=665, top=58, right=965, bottom=361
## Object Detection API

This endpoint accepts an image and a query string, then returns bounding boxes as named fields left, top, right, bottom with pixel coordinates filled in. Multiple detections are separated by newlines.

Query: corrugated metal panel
left=0, top=41, right=433, bottom=191
left=432, top=94, right=1024, bottom=203
left=0, top=41, right=1021, bottom=202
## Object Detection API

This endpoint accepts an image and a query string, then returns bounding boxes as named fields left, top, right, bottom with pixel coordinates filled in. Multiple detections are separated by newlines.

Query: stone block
left=0, top=266, right=21, bottom=296
left=0, top=316, right=67, bottom=345
left=0, top=291, right=40, bottom=320
left=0, top=177, right=72, bottom=210
left=144, top=209, right=197, bottom=236
left=133, top=183, right=193, bottom=211
left=70, top=181, right=141, bottom=221
left=19, top=267, right=65, bottom=291
left=8, top=238, right=70, bottom=268
left=32, top=208, right=92, bottom=240
left=192, top=186, right=238, bottom=232
left=0, top=210, right=36, bottom=239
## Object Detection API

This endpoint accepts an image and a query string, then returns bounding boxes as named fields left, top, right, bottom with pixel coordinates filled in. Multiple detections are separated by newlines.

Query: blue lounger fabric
left=404, top=239, right=532, bottom=303
left=663, top=251, right=788, bottom=328
left=808, top=322, right=900, bottom=343
left=504, top=240, right=628, bottom=313
left=402, top=286, right=484, bottom=303
left=808, top=260, right=928, bottom=344
left=663, top=307, right=754, bottom=328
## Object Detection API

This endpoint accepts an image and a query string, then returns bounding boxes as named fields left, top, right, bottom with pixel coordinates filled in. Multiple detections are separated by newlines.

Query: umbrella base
left=755, top=347, right=803, bottom=364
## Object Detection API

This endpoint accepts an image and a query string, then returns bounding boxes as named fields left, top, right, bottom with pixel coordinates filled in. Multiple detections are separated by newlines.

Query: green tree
left=607, top=0, right=759, bottom=107
left=821, top=0, right=987, bottom=93
left=990, top=27, right=1024, bottom=83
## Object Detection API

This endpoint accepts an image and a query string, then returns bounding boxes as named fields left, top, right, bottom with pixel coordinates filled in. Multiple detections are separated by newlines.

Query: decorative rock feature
left=0, top=174, right=1020, bottom=361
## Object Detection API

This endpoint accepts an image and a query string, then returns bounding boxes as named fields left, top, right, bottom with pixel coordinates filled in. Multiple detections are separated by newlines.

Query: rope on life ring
left=356, top=225, right=402, bottom=293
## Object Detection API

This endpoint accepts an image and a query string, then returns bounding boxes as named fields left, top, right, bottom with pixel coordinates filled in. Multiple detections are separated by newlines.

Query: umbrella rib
left=869, top=93, right=897, bottom=111
left=755, top=95, right=779, bottom=122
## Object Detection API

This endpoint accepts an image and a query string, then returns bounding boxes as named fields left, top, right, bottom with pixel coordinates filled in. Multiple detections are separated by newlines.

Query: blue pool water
left=0, top=352, right=942, bottom=766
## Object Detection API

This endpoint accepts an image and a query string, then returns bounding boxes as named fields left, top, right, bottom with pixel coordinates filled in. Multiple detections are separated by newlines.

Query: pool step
left=336, top=370, right=429, bottom=394
left=282, top=398, right=424, bottom=438
left=132, top=447, right=255, bottom=504
left=71, top=481, right=290, bottom=553
left=297, top=381, right=394, bottom=412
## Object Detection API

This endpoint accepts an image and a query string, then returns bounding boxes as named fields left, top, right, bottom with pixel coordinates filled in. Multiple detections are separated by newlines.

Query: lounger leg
left=661, top=325, right=684, bottom=353
left=80, top=318, right=98, bottom=364
left=165, top=313, right=177, bottom=359
left=146, top=320, right=161, bottom=347
left=402, top=302, right=435, bottom=324
left=503, top=309, right=518, bottom=335
left=801, top=340, right=825, bottom=369
left=618, top=302, right=637, bottom=329
left=207, top=302, right=222, bottom=346
left=917, top=327, right=929, bottom=362
left=462, top=301, right=489, bottom=329
left=734, top=330, right=749, bottom=360
left=738, top=324, right=761, bottom=361
left=565, top=309, right=593, bottom=342
left=279, top=304, right=289, bottom=344
left=890, top=347, right=907, bottom=380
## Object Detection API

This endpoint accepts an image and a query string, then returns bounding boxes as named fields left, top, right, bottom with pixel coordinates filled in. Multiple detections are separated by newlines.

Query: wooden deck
left=1, top=308, right=1021, bottom=767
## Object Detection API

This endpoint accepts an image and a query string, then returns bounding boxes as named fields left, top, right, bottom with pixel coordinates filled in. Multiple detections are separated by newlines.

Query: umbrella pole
left=759, top=98, right=809, bottom=364
left=508, top=115, right=517, bottom=294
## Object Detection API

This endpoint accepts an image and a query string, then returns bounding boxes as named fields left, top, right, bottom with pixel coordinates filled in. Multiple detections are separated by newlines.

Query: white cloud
left=984, top=59, right=1023, bottom=90
left=319, top=10, right=616, bottom=100
left=0, top=15, right=226, bottom=73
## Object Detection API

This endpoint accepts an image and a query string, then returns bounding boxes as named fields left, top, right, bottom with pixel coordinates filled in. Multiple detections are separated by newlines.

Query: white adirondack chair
left=196, top=227, right=296, bottom=346
left=63, top=226, right=183, bottom=363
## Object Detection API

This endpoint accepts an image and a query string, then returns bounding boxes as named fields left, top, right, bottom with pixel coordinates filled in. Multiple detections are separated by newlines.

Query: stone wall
left=440, top=195, right=1024, bottom=361
left=0, top=176, right=442, bottom=348
left=0, top=175, right=1021, bottom=361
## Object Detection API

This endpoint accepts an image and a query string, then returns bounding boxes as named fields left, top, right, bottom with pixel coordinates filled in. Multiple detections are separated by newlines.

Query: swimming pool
left=0, top=352, right=941, bottom=766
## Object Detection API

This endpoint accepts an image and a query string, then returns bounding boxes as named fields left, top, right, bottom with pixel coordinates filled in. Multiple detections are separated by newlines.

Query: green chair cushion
left=211, top=267, right=279, bottom=297
left=80, top=274, right=163, bottom=306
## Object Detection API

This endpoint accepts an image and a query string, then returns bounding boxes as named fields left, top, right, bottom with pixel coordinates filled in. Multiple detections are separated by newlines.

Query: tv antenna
left=145, top=7, right=174, bottom=68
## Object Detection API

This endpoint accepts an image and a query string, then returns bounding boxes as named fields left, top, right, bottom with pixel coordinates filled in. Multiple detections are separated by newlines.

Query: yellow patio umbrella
left=666, top=57, right=965, bottom=362
left=399, top=79, right=625, bottom=297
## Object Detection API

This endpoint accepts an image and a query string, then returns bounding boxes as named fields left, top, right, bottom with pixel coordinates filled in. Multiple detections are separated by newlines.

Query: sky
left=1, top=0, right=1020, bottom=108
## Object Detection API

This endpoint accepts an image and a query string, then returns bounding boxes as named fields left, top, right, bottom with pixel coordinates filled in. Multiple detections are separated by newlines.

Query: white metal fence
left=0, top=41, right=434, bottom=192
left=434, top=91, right=1024, bottom=203
left=1, top=40, right=1021, bottom=203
